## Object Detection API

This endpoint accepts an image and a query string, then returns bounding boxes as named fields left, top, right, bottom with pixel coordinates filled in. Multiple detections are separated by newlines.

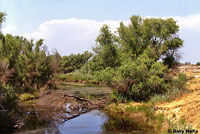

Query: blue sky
left=0, top=0, right=200, bottom=63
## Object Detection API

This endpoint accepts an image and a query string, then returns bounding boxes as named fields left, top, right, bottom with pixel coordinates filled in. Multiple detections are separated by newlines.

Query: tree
left=112, top=47, right=170, bottom=101
left=0, top=12, right=6, bottom=30
left=93, top=15, right=185, bottom=101
left=118, top=16, right=183, bottom=67
left=0, top=33, right=56, bottom=92
left=0, top=12, right=19, bottom=132
left=61, top=51, right=93, bottom=73
left=92, top=25, right=120, bottom=70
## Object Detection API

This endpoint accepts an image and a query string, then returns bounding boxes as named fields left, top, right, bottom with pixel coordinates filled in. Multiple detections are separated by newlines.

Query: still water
left=14, top=110, right=108, bottom=134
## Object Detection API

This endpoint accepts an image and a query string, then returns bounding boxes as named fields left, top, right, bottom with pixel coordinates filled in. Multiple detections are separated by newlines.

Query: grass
left=104, top=101, right=197, bottom=134
left=149, top=87, right=191, bottom=103
left=104, top=102, right=166, bottom=133
left=58, top=82, right=111, bottom=100
left=57, top=72, right=98, bottom=84
left=167, top=117, right=197, bottom=134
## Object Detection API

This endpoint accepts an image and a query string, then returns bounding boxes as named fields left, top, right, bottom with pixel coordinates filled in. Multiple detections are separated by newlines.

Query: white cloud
left=22, top=18, right=123, bottom=55
left=173, top=14, right=200, bottom=63
left=22, top=15, right=200, bottom=63
left=2, top=26, right=17, bottom=34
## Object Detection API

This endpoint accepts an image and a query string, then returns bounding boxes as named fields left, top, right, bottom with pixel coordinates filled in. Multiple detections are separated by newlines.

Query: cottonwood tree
left=118, top=16, right=183, bottom=67
left=93, top=16, right=185, bottom=101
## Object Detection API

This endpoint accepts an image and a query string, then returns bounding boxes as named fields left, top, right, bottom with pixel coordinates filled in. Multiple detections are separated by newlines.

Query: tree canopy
left=92, top=15, right=184, bottom=101
left=118, top=16, right=183, bottom=66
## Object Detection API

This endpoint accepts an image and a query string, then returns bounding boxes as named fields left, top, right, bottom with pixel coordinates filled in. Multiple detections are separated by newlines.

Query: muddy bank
left=15, top=83, right=111, bottom=133
left=35, top=88, right=109, bottom=109
left=27, top=82, right=111, bottom=123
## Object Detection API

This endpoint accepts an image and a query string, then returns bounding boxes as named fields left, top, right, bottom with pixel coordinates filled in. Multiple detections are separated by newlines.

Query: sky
left=0, top=0, right=200, bottom=63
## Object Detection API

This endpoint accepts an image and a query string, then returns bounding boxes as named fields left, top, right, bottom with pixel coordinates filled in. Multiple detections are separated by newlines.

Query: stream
left=13, top=83, right=112, bottom=134
left=12, top=83, right=156, bottom=134
left=14, top=110, right=108, bottom=134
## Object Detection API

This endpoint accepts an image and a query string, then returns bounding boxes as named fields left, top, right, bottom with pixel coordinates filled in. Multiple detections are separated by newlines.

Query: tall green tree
left=91, top=25, right=120, bottom=71
left=118, top=16, right=183, bottom=67
left=94, top=15, right=185, bottom=101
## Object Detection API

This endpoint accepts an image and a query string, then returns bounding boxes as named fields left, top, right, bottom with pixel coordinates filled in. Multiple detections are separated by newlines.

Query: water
left=13, top=105, right=159, bottom=134
left=58, top=110, right=106, bottom=134
left=14, top=110, right=108, bottom=134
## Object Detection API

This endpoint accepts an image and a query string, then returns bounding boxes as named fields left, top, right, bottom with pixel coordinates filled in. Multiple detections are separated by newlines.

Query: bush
left=172, top=73, right=187, bottom=89
left=110, top=48, right=171, bottom=101
left=100, top=47, right=188, bottom=102
left=94, top=67, right=115, bottom=85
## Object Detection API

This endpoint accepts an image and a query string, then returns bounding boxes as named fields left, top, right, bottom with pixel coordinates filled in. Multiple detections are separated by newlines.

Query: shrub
left=172, top=73, right=187, bottom=89
left=104, top=103, right=165, bottom=133
left=94, top=67, right=115, bottom=85
left=110, top=48, right=171, bottom=101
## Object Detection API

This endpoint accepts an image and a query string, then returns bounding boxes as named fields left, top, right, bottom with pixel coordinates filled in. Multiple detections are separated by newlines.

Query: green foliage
left=173, top=73, right=187, bottom=89
left=0, top=12, right=6, bottom=29
left=0, top=13, right=19, bottom=132
left=87, top=55, right=104, bottom=73
left=167, top=118, right=193, bottom=134
left=61, top=51, right=93, bottom=73
left=94, top=67, right=115, bottom=85
left=57, top=72, right=97, bottom=84
left=91, top=25, right=120, bottom=72
left=104, top=103, right=165, bottom=133
left=118, top=16, right=183, bottom=67
left=89, top=15, right=184, bottom=102
left=0, top=34, right=56, bottom=92
left=109, top=48, right=171, bottom=101
left=149, top=73, right=188, bottom=103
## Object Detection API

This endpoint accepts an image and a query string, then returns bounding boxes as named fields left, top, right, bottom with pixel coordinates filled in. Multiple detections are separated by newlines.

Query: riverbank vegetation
left=0, top=12, right=58, bottom=132
left=0, top=11, right=193, bottom=133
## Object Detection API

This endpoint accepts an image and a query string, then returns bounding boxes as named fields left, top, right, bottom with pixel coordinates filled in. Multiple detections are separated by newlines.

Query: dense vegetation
left=61, top=51, right=93, bottom=73
left=85, top=16, right=184, bottom=102
left=58, top=16, right=185, bottom=102
left=0, top=12, right=59, bottom=132
left=0, top=12, right=187, bottom=132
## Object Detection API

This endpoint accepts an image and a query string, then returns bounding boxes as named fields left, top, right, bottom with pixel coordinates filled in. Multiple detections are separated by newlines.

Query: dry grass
left=107, top=65, right=200, bottom=130
left=156, top=65, right=200, bottom=129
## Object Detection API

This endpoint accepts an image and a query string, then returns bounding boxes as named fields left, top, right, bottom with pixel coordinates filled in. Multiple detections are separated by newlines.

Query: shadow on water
left=14, top=105, right=109, bottom=134
left=13, top=104, right=158, bottom=134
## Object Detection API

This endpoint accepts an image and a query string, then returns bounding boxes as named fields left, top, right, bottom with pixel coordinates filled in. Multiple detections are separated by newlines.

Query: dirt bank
left=156, top=66, right=200, bottom=129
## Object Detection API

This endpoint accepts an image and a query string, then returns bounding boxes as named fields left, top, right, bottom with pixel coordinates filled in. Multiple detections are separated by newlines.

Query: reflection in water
left=14, top=105, right=156, bottom=134
left=58, top=110, right=107, bottom=134
left=14, top=106, right=108, bottom=134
